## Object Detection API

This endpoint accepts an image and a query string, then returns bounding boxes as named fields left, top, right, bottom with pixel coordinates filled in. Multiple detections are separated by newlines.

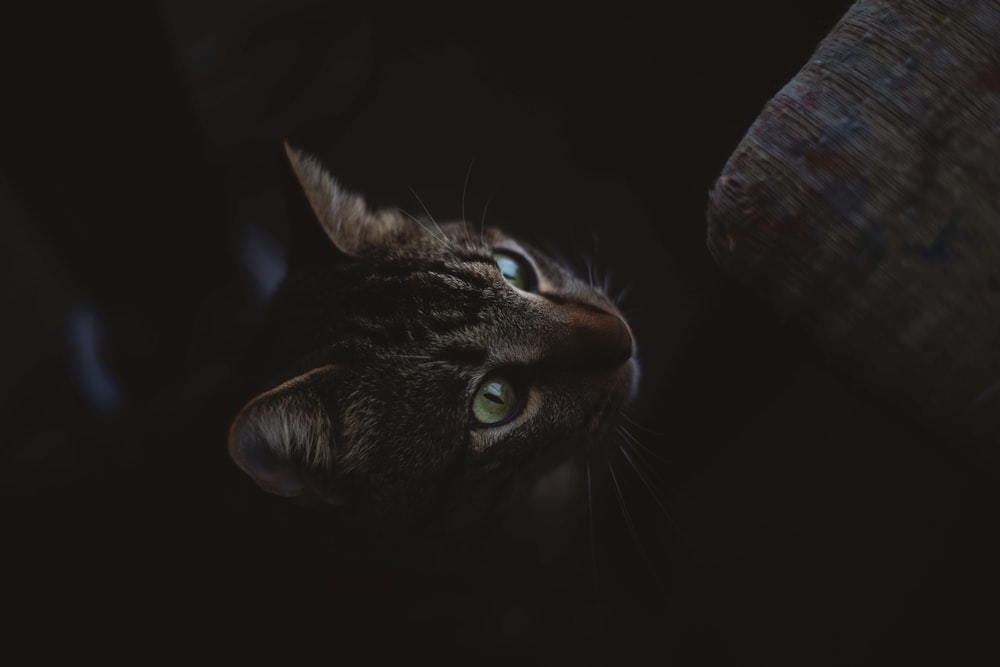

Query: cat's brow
left=450, top=250, right=495, bottom=264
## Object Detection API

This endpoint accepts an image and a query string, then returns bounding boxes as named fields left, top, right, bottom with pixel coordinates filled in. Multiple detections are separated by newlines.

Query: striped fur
left=228, top=146, right=638, bottom=523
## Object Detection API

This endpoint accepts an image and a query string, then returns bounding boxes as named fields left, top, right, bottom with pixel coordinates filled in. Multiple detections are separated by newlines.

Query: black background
left=3, top=1, right=997, bottom=664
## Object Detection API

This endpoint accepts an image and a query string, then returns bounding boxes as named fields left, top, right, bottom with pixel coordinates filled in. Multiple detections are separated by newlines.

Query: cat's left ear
left=283, top=143, right=406, bottom=257
left=228, top=365, right=349, bottom=505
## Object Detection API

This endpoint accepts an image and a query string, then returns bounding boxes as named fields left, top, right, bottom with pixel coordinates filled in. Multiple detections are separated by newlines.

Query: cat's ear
left=228, top=365, right=348, bottom=504
left=283, top=143, right=406, bottom=258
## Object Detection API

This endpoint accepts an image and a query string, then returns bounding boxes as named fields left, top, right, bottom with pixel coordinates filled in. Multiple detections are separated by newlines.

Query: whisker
left=618, top=424, right=673, bottom=465
left=619, top=410, right=667, bottom=437
left=579, top=251, right=596, bottom=289
left=479, top=194, right=494, bottom=245
left=608, top=460, right=658, bottom=582
left=408, top=187, right=447, bottom=239
left=536, top=238, right=574, bottom=271
left=618, top=443, right=693, bottom=553
left=602, top=265, right=613, bottom=296
left=460, top=158, right=476, bottom=247
left=567, top=227, right=593, bottom=286
left=397, top=207, right=449, bottom=246
left=594, top=264, right=606, bottom=295
left=618, top=433, right=670, bottom=491
left=613, top=283, right=635, bottom=307
left=618, top=442, right=676, bottom=526
left=461, top=159, right=475, bottom=225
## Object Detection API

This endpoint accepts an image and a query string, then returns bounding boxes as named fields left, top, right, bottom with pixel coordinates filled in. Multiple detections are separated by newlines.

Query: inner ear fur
left=283, top=142, right=406, bottom=257
left=228, top=365, right=346, bottom=503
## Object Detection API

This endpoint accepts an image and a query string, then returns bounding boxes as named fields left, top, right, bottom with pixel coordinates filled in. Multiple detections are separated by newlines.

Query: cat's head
left=228, top=145, right=638, bottom=526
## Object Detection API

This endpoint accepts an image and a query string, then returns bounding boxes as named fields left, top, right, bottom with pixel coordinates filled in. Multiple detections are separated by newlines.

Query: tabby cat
left=228, top=145, right=638, bottom=526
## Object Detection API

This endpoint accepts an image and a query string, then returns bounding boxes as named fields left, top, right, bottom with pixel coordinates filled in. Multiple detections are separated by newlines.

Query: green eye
left=493, top=251, right=535, bottom=291
left=471, top=375, right=518, bottom=425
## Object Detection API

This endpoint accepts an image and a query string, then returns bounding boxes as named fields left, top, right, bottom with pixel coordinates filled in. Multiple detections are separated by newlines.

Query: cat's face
left=229, top=145, right=637, bottom=525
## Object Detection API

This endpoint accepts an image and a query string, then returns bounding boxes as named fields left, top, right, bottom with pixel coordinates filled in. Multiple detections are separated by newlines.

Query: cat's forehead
left=386, top=221, right=518, bottom=255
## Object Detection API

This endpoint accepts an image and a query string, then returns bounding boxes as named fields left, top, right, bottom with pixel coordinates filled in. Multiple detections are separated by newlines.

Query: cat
left=228, top=144, right=638, bottom=527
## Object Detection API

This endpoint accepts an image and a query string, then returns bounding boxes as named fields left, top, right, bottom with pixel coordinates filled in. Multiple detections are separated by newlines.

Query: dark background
left=3, top=0, right=997, bottom=663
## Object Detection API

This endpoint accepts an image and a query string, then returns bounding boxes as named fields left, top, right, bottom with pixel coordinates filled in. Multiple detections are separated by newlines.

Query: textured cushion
left=706, top=0, right=1000, bottom=459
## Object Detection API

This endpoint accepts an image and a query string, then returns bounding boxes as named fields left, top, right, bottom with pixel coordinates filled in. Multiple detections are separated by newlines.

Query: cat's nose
left=550, top=302, right=633, bottom=371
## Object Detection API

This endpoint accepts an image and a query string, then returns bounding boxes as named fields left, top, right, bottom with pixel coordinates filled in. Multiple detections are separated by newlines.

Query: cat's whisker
left=591, top=231, right=618, bottom=299
left=617, top=426, right=662, bottom=475
left=608, top=460, right=658, bottom=582
left=462, top=158, right=476, bottom=227
left=578, top=251, right=596, bottom=290
left=613, top=283, right=635, bottom=307
left=408, top=186, right=447, bottom=239
left=619, top=410, right=667, bottom=437
left=586, top=458, right=599, bottom=602
left=616, top=427, right=694, bottom=547
left=617, top=434, right=671, bottom=495
left=479, top=194, right=494, bottom=245
left=617, top=442, right=694, bottom=552
left=535, top=238, right=574, bottom=272
left=460, top=158, right=476, bottom=247
left=566, top=227, right=591, bottom=286
left=460, top=160, right=474, bottom=225
left=397, top=207, right=449, bottom=247
left=618, top=423, right=673, bottom=465
left=617, top=442, right=675, bottom=523
left=603, top=265, right=626, bottom=304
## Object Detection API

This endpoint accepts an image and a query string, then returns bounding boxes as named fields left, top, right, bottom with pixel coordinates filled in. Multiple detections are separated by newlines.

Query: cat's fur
left=228, top=145, right=637, bottom=525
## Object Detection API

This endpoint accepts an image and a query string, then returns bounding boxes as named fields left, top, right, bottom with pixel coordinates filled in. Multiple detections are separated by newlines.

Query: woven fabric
left=706, top=0, right=1000, bottom=443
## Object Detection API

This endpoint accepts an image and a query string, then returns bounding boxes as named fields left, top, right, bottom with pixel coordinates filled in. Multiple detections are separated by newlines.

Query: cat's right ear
left=228, top=365, right=349, bottom=505
left=282, top=143, right=405, bottom=261
left=281, top=143, right=353, bottom=267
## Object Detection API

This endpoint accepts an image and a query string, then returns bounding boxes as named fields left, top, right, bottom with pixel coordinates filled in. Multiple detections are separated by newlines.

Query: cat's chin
left=498, top=359, right=640, bottom=556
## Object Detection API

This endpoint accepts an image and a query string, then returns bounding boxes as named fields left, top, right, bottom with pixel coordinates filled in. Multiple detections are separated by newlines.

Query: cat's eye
left=471, top=375, right=518, bottom=426
left=493, top=251, right=536, bottom=292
